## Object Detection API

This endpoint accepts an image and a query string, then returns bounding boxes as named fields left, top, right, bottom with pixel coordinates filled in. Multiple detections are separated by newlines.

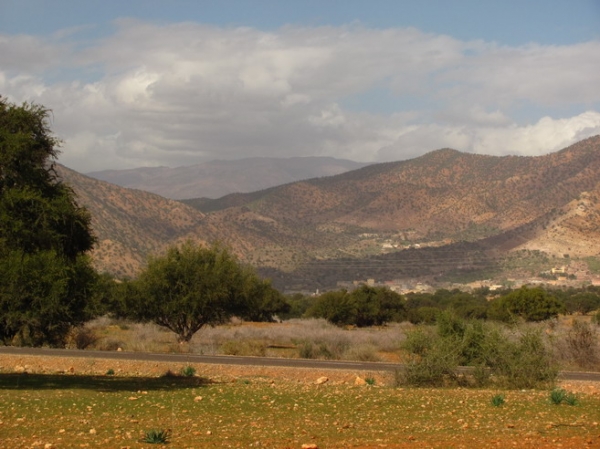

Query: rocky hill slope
left=58, top=136, right=600, bottom=287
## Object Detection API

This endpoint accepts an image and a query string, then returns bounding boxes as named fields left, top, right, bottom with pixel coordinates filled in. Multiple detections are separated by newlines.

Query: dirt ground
left=1, top=353, right=599, bottom=449
left=1, top=353, right=599, bottom=392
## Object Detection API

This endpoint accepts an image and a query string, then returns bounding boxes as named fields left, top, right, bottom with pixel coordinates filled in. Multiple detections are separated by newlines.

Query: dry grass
left=79, top=316, right=600, bottom=372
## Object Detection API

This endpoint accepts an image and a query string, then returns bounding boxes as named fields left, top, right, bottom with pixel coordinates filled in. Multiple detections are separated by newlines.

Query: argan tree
left=489, top=286, right=566, bottom=322
left=307, top=285, right=406, bottom=327
left=0, top=97, right=97, bottom=346
left=123, top=241, right=283, bottom=342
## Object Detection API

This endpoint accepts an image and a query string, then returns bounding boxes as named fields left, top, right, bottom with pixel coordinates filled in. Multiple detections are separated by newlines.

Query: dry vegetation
left=74, top=316, right=600, bottom=373
left=1, top=317, right=599, bottom=448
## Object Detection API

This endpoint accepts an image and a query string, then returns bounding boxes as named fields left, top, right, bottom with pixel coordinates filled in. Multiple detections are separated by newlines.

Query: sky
left=1, top=0, right=600, bottom=173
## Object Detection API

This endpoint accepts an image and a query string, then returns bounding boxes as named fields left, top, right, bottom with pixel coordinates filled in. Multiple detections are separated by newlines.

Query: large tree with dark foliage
left=0, top=97, right=97, bottom=346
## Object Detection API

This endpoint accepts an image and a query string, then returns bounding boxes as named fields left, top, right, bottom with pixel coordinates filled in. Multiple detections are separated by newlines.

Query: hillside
left=86, top=157, right=369, bottom=200
left=58, top=136, right=600, bottom=288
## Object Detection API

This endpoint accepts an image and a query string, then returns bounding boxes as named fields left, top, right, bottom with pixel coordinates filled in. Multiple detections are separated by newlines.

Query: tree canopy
left=488, top=286, right=566, bottom=322
left=307, top=285, right=406, bottom=327
left=118, top=241, right=286, bottom=342
left=0, top=97, right=97, bottom=346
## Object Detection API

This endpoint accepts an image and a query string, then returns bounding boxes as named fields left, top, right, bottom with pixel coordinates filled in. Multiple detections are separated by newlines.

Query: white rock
left=314, top=377, right=328, bottom=385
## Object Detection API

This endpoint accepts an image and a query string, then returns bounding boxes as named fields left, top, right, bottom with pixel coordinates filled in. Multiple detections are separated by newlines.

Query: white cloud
left=0, top=21, right=598, bottom=172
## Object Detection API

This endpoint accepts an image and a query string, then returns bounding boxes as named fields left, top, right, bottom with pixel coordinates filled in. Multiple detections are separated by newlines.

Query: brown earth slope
left=57, top=136, right=600, bottom=282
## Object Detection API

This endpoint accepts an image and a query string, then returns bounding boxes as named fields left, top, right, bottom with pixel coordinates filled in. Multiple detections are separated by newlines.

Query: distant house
left=551, top=266, right=567, bottom=274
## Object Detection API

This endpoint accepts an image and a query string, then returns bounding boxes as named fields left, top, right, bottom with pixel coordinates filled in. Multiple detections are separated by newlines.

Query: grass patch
left=141, top=429, right=171, bottom=444
left=490, top=394, right=505, bottom=407
left=549, top=388, right=579, bottom=406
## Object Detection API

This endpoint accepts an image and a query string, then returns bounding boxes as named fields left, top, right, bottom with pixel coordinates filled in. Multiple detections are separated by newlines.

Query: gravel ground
left=1, top=353, right=599, bottom=394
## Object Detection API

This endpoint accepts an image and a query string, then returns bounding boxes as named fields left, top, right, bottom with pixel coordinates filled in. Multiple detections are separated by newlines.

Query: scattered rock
left=315, top=377, right=328, bottom=385
left=301, top=444, right=318, bottom=449
left=194, top=396, right=203, bottom=402
left=14, top=365, right=26, bottom=373
left=354, top=376, right=366, bottom=386
left=89, top=428, right=97, bottom=435
left=206, top=430, right=212, bottom=435
left=44, top=444, right=54, bottom=449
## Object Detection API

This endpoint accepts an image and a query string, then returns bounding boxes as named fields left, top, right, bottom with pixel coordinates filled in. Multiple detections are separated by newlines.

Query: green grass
left=0, top=373, right=598, bottom=448
left=141, top=428, right=171, bottom=444
left=490, top=394, right=505, bottom=407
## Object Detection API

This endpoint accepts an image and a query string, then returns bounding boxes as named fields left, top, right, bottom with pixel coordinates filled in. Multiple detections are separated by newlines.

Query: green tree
left=489, top=286, right=566, bottom=322
left=307, top=285, right=405, bottom=327
left=122, top=241, right=277, bottom=342
left=0, top=97, right=97, bottom=346
left=351, top=285, right=406, bottom=326
left=238, top=273, right=290, bottom=322
left=306, top=290, right=354, bottom=326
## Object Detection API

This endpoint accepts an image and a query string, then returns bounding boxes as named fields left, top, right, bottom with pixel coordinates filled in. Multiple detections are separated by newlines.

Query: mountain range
left=57, top=135, right=600, bottom=290
left=86, top=157, right=370, bottom=199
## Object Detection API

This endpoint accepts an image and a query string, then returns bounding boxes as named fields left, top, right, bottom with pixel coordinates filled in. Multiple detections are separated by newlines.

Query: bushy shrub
left=68, top=326, right=99, bottom=349
left=297, top=338, right=350, bottom=360
left=565, top=320, right=598, bottom=369
left=399, top=314, right=558, bottom=389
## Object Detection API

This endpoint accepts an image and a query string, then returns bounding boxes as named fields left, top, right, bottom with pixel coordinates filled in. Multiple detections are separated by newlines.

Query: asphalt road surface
left=0, top=346, right=598, bottom=382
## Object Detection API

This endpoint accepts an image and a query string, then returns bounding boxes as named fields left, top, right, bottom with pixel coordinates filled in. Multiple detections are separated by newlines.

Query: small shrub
left=491, top=394, right=505, bottom=407
left=298, top=341, right=316, bottom=359
left=550, top=388, right=578, bottom=406
left=564, top=392, right=579, bottom=406
left=565, top=320, right=598, bottom=369
left=365, top=377, right=376, bottom=386
left=141, top=429, right=171, bottom=444
left=68, top=326, right=99, bottom=349
left=400, top=336, right=462, bottom=387
left=549, top=388, right=567, bottom=405
left=105, top=368, right=115, bottom=376
left=180, top=366, right=196, bottom=377
left=298, top=339, right=349, bottom=360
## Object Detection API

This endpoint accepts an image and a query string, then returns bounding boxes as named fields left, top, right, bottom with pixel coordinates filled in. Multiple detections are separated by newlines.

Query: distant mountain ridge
left=86, top=156, right=370, bottom=200
left=58, top=136, right=600, bottom=288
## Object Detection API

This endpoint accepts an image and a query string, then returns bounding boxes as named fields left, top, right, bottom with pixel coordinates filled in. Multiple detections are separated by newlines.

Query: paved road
left=0, top=346, right=599, bottom=382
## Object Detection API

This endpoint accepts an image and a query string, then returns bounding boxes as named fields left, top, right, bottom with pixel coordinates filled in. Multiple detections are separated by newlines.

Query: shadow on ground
left=0, top=372, right=210, bottom=392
